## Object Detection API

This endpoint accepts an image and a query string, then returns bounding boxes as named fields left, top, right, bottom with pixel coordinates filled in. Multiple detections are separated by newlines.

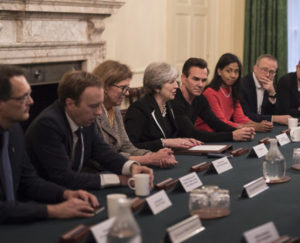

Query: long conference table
left=2, top=125, right=300, bottom=243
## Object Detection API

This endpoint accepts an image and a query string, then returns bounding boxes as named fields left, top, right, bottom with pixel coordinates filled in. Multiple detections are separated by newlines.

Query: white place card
left=252, top=143, right=268, bottom=158
left=243, top=177, right=269, bottom=198
left=146, top=190, right=172, bottom=215
left=179, top=172, right=203, bottom=192
left=243, top=221, right=279, bottom=243
left=91, top=217, right=116, bottom=243
left=275, top=133, right=291, bottom=146
left=211, top=157, right=233, bottom=174
left=167, top=215, right=205, bottom=243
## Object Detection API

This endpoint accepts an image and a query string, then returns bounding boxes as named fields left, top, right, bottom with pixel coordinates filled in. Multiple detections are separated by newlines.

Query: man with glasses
left=25, top=70, right=153, bottom=190
left=241, top=54, right=290, bottom=125
left=0, top=64, right=100, bottom=223
left=276, top=60, right=300, bottom=117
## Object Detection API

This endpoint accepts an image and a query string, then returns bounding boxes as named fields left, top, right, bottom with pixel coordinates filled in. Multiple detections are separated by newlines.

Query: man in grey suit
left=26, top=70, right=153, bottom=190
left=0, top=64, right=99, bottom=223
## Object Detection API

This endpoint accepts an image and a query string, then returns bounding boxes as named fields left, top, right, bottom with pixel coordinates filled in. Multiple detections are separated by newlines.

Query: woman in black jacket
left=124, top=62, right=202, bottom=151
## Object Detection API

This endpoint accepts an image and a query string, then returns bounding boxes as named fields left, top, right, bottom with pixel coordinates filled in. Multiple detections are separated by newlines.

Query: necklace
left=161, top=104, right=167, bottom=117
left=220, top=87, right=232, bottom=98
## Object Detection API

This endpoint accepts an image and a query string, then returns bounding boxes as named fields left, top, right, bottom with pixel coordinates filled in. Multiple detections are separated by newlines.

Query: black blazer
left=25, top=101, right=127, bottom=190
left=240, top=73, right=276, bottom=122
left=0, top=124, right=65, bottom=224
left=124, top=94, right=179, bottom=151
left=276, top=72, right=300, bottom=117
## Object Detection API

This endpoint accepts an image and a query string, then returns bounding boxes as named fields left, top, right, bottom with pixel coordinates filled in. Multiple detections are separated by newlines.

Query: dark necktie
left=1, top=131, right=15, bottom=202
left=73, top=128, right=84, bottom=172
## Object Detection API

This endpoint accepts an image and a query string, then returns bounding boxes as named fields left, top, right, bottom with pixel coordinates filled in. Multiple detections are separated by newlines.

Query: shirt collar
left=65, top=112, right=79, bottom=133
left=253, top=72, right=263, bottom=89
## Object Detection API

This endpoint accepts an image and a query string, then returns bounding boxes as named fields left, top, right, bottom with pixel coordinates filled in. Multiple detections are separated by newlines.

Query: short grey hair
left=143, top=62, right=179, bottom=95
left=256, top=54, right=277, bottom=66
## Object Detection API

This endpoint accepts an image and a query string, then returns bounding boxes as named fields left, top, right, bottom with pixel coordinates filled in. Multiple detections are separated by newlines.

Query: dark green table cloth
left=1, top=125, right=300, bottom=243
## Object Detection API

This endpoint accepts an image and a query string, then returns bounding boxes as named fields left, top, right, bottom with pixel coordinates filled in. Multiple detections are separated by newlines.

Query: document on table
left=188, top=145, right=227, bottom=151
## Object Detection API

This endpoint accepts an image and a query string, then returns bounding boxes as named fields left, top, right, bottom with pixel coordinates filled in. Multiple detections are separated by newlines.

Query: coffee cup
left=288, top=118, right=298, bottom=129
left=290, top=127, right=300, bottom=142
left=106, top=193, right=126, bottom=218
left=128, top=174, right=150, bottom=196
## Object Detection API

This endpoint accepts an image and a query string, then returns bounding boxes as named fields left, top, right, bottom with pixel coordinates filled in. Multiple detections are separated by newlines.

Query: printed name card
left=179, top=172, right=203, bottom=192
left=91, top=217, right=116, bottom=243
left=211, top=157, right=233, bottom=174
left=167, top=215, right=205, bottom=243
left=146, top=190, right=172, bottom=215
left=275, top=133, right=291, bottom=146
left=243, top=221, right=279, bottom=243
left=242, top=177, right=269, bottom=198
left=252, top=143, right=268, bottom=158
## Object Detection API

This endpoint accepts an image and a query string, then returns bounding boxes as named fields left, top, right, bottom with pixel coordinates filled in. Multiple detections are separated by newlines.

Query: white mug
left=290, top=127, right=300, bottom=142
left=288, top=118, right=298, bottom=129
left=106, top=193, right=126, bottom=218
left=128, top=174, right=150, bottom=196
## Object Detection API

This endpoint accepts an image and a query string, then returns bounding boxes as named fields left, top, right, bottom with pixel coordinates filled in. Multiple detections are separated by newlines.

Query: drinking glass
left=293, top=148, right=300, bottom=165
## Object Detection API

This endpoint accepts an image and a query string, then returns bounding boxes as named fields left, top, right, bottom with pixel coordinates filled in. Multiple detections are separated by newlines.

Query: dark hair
left=209, top=53, right=242, bottom=107
left=182, top=57, right=209, bottom=77
left=93, top=60, right=132, bottom=87
left=58, top=70, right=103, bottom=105
left=0, top=64, right=26, bottom=101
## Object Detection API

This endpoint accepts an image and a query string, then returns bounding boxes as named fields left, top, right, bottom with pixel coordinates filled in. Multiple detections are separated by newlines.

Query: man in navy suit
left=0, top=64, right=99, bottom=223
left=241, top=54, right=290, bottom=124
left=26, top=70, right=153, bottom=190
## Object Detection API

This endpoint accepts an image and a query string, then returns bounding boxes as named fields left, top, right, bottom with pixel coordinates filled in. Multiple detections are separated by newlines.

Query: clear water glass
left=292, top=148, right=300, bottom=165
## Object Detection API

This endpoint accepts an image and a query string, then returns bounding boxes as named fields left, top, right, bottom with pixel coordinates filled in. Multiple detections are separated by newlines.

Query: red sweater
left=195, top=87, right=250, bottom=132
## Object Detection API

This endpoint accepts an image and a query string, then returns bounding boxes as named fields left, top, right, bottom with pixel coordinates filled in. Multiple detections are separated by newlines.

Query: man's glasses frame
left=9, top=91, right=32, bottom=103
left=258, top=66, right=277, bottom=76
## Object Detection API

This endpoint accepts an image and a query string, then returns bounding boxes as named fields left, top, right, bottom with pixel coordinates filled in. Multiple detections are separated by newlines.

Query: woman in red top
left=195, top=53, right=273, bottom=132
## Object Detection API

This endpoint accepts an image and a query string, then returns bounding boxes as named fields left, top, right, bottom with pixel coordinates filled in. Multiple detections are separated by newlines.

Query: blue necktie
left=1, top=131, right=15, bottom=202
left=73, top=128, right=84, bottom=172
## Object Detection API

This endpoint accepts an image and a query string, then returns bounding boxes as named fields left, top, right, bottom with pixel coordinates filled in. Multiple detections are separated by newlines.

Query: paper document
left=188, top=145, right=227, bottom=151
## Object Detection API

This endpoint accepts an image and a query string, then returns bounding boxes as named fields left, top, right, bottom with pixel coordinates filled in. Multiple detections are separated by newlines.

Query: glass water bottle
left=263, top=138, right=286, bottom=181
left=107, top=198, right=142, bottom=243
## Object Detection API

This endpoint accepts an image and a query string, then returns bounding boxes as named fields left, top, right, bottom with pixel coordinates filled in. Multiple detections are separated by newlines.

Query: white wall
left=102, top=0, right=245, bottom=87
left=102, top=0, right=167, bottom=87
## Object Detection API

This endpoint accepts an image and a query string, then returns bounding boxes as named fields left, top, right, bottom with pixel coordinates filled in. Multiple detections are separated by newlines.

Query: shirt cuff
left=122, top=160, right=141, bottom=176
left=100, top=174, right=120, bottom=188
left=269, top=98, right=276, bottom=104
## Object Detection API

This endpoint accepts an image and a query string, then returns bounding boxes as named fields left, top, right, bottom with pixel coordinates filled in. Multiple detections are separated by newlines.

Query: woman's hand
left=146, top=148, right=178, bottom=168
left=239, top=121, right=273, bottom=132
left=161, top=138, right=203, bottom=149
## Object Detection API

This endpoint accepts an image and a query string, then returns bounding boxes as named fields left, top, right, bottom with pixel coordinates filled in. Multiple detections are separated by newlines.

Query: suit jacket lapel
left=249, top=76, right=258, bottom=111
left=98, top=113, right=116, bottom=139
left=55, top=101, right=74, bottom=155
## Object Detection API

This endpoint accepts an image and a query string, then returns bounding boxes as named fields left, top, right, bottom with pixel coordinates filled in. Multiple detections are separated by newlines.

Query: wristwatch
left=269, top=93, right=276, bottom=98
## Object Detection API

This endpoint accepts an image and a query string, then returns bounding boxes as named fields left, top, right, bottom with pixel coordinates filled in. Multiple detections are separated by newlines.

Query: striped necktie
left=73, top=128, right=84, bottom=172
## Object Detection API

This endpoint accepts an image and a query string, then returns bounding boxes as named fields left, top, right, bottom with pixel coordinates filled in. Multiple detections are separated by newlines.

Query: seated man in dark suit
left=241, top=54, right=290, bottom=124
left=276, top=60, right=300, bottom=117
left=0, top=64, right=99, bottom=223
left=26, top=70, right=153, bottom=190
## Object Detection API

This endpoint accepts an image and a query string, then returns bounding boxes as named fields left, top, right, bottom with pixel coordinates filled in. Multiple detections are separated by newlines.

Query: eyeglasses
left=112, top=84, right=130, bottom=94
left=9, top=91, right=32, bottom=103
left=258, top=66, right=277, bottom=76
